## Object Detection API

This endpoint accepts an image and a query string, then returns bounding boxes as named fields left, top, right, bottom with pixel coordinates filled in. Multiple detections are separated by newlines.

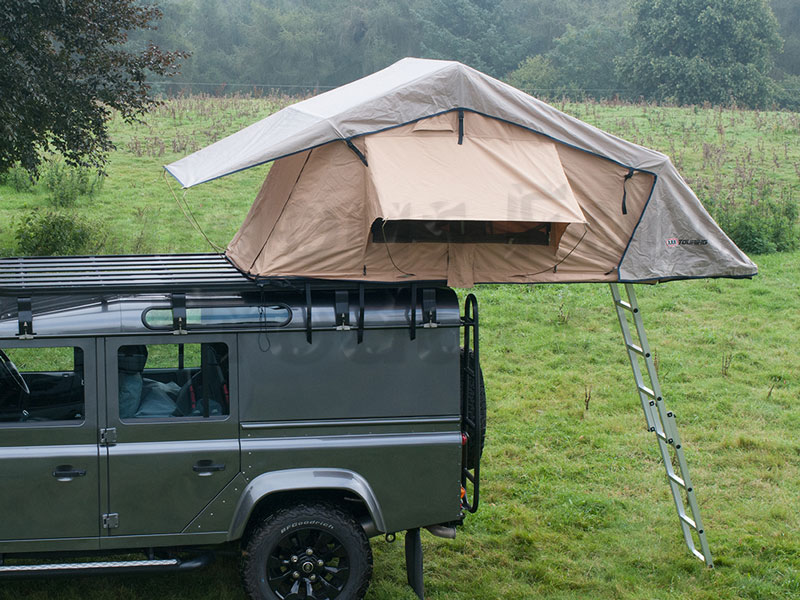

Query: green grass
left=0, top=98, right=798, bottom=598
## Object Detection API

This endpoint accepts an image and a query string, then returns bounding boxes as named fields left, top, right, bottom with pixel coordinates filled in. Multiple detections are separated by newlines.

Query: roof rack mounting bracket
left=335, top=290, right=351, bottom=331
left=17, top=297, right=34, bottom=339
left=422, top=289, right=438, bottom=328
left=172, top=293, right=187, bottom=335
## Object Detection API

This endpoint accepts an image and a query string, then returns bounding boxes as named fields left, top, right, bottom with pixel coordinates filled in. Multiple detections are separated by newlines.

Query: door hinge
left=100, top=427, right=117, bottom=446
left=102, top=513, right=119, bottom=529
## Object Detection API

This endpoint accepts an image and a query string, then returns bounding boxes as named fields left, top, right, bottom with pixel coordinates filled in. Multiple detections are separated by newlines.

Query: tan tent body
left=166, top=58, right=756, bottom=286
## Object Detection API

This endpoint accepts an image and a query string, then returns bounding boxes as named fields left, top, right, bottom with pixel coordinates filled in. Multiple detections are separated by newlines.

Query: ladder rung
left=638, top=385, right=656, bottom=398
left=667, top=472, right=686, bottom=488
left=626, top=342, right=646, bottom=356
left=691, top=548, right=708, bottom=563
left=679, top=513, right=697, bottom=530
left=655, top=431, right=672, bottom=443
left=615, top=299, right=634, bottom=312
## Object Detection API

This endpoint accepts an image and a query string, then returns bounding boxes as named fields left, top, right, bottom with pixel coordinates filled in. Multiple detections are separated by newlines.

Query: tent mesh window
left=371, top=219, right=550, bottom=245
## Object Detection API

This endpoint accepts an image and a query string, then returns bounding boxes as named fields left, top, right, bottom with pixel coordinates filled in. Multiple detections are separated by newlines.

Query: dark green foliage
left=770, top=0, right=800, bottom=77
left=506, top=56, right=562, bottom=98
left=507, top=23, right=631, bottom=100
left=413, top=0, right=515, bottom=76
left=127, top=1, right=799, bottom=109
left=134, top=1, right=629, bottom=89
left=15, top=211, right=107, bottom=256
left=618, top=0, right=783, bottom=106
left=772, top=75, right=800, bottom=111
left=710, top=194, right=798, bottom=254
left=0, top=1, right=185, bottom=176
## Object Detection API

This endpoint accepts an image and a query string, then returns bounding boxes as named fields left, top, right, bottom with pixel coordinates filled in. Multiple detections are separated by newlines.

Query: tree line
left=134, top=0, right=800, bottom=108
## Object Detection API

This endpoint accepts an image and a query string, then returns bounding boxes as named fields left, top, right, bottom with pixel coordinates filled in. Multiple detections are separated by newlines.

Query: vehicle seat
left=118, top=345, right=147, bottom=419
left=173, top=345, right=226, bottom=417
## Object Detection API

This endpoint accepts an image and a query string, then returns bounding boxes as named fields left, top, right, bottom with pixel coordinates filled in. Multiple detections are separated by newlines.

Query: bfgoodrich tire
left=241, top=502, right=373, bottom=600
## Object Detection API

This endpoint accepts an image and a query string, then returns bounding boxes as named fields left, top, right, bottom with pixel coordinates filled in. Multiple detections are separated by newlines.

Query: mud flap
left=404, top=528, right=424, bottom=599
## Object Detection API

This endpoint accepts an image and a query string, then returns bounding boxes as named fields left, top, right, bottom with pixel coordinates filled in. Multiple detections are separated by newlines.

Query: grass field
left=0, top=97, right=798, bottom=599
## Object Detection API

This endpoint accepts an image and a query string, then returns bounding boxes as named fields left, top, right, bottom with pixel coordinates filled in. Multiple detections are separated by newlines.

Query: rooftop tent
left=165, top=57, right=757, bottom=287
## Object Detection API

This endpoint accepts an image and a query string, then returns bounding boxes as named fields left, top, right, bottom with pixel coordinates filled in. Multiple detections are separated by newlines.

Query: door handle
left=52, top=465, right=87, bottom=481
left=193, top=460, right=225, bottom=476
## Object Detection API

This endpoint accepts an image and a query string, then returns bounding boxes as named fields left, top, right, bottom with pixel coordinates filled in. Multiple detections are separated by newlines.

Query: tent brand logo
left=666, top=238, right=708, bottom=248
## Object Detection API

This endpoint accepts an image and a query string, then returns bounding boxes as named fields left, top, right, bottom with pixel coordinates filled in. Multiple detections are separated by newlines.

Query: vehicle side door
left=102, top=335, right=239, bottom=538
left=0, top=339, right=99, bottom=547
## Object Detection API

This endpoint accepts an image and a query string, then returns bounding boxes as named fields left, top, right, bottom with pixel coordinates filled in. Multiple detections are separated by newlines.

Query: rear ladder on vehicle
left=610, top=283, right=713, bottom=568
left=460, top=293, right=481, bottom=514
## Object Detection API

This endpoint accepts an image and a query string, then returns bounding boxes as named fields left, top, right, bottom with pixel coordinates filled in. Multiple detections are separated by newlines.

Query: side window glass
left=143, top=305, right=291, bottom=330
left=0, top=347, right=85, bottom=424
left=118, top=342, right=229, bottom=420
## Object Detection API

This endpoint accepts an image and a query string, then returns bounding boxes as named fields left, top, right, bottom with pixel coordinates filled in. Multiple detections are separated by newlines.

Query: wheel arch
left=227, top=468, right=387, bottom=542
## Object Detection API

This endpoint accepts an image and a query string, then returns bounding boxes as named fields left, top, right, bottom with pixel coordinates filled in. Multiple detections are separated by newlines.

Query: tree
left=770, top=0, right=800, bottom=77
left=0, top=1, right=185, bottom=175
left=618, top=0, right=783, bottom=106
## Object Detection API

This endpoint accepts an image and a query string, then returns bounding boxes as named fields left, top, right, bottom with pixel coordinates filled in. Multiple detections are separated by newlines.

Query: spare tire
left=460, top=348, right=486, bottom=470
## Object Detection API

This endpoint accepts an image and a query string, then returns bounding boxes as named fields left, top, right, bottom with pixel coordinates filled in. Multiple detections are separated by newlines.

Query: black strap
left=409, top=283, right=417, bottom=341
left=345, top=139, right=368, bottom=166
left=201, top=346, right=210, bottom=419
left=357, top=284, right=365, bottom=344
left=458, top=109, right=464, bottom=145
left=305, top=282, right=312, bottom=344
left=622, top=167, right=635, bottom=215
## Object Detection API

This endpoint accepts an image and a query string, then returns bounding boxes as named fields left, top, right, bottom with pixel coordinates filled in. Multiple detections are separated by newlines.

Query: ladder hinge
left=102, top=513, right=119, bottom=529
left=100, top=427, right=117, bottom=446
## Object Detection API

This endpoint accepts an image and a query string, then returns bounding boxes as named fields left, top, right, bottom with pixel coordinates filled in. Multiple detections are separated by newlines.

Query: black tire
left=241, top=502, right=373, bottom=600
left=461, top=349, right=486, bottom=470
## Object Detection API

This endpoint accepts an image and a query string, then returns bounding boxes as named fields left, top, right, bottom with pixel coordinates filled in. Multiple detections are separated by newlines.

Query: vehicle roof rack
left=0, top=253, right=449, bottom=297
left=0, top=253, right=259, bottom=295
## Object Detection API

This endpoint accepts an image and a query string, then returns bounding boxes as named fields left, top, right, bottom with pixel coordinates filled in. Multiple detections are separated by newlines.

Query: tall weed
left=41, top=158, right=104, bottom=207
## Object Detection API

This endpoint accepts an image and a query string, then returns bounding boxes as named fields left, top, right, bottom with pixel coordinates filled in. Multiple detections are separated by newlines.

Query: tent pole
left=609, top=283, right=714, bottom=568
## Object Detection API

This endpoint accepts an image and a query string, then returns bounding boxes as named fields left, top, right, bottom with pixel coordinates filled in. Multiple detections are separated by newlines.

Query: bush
left=711, top=194, right=799, bottom=254
left=41, top=158, right=104, bottom=207
left=772, top=75, right=800, bottom=112
left=2, top=163, right=37, bottom=192
left=15, top=210, right=107, bottom=256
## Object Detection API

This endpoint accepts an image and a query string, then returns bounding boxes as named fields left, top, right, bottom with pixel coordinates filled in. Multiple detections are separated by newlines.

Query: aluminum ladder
left=610, top=283, right=713, bottom=568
